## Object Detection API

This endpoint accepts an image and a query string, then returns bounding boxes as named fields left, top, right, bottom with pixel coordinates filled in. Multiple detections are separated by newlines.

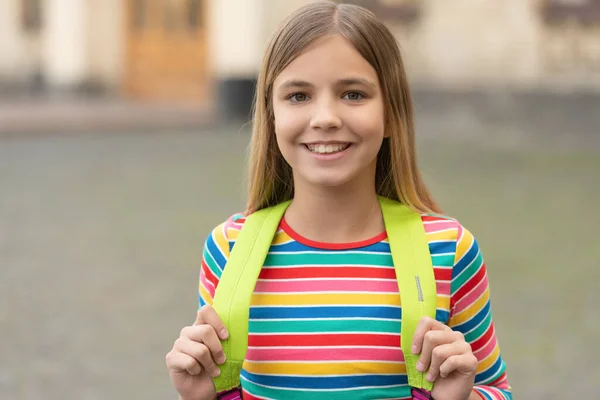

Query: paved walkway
left=0, top=97, right=214, bottom=136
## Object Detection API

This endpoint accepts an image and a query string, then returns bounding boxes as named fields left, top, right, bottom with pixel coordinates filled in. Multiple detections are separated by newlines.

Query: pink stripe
left=474, top=335, right=497, bottom=360
left=423, top=219, right=457, bottom=233
left=453, top=274, right=488, bottom=314
left=254, top=279, right=399, bottom=293
left=245, top=347, right=404, bottom=362
left=435, top=281, right=450, bottom=295
left=199, top=269, right=216, bottom=298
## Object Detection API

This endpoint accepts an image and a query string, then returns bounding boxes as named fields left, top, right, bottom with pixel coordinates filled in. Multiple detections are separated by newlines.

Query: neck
left=284, top=176, right=384, bottom=244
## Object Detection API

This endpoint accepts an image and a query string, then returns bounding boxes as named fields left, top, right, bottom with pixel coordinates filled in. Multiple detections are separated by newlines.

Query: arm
left=449, top=224, right=512, bottom=399
left=198, top=217, right=244, bottom=399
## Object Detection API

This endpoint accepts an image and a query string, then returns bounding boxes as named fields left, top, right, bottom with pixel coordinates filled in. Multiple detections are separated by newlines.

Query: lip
left=303, top=141, right=352, bottom=145
left=302, top=143, right=353, bottom=161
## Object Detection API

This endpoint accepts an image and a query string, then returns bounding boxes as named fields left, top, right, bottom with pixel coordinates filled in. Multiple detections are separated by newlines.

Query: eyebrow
left=278, top=78, right=377, bottom=90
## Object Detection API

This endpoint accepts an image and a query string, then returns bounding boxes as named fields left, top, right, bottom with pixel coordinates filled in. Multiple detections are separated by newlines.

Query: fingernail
left=220, top=328, right=229, bottom=339
left=426, top=373, right=433, bottom=382
left=217, top=354, right=227, bottom=364
left=411, top=344, right=418, bottom=354
left=416, top=361, right=425, bottom=372
left=212, top=368, right=221, bottom=377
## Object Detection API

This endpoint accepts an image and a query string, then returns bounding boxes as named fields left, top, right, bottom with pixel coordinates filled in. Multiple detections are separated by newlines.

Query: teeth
left=307, top=143, right=349, bottom=154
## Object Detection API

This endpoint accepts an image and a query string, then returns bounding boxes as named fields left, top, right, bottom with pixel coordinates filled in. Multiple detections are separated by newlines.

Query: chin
left=303, top=172, right=357, bottom=189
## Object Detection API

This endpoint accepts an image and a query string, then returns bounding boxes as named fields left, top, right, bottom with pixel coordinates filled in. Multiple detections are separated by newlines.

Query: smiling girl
left=166, top=2, right=511, bottom=399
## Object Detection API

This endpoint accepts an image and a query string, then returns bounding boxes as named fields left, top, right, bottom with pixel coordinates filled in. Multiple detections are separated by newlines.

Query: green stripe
left=203, top=247, right=222, bottom=279
left=464, top=308, right=492, bottom=342
left=264, top=252, right=394, bottom=267
left=431, top=254, right=454, bottom=266
left=249, top=319, right=400, bottom=334
left=452, top=252, right=483, bottom=293
left=242, top=377, right=411, bottom=400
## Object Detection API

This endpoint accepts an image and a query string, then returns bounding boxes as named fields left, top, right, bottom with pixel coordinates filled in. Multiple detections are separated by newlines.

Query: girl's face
left=272, top=34, right=386, bottom=192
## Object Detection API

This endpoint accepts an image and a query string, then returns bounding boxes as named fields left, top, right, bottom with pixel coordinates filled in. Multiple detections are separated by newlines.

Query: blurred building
left=1, top=0, right=599, bottom=119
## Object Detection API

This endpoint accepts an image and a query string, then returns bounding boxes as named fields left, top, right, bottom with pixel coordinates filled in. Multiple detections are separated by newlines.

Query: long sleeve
left=198, top=219, right=232, bottom=309
left=198, top=214, right=245, bottom=398
left=448, top=224, right=512, bottom=399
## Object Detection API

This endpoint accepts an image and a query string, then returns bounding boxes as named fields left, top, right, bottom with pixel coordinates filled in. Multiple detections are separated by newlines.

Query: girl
left=166, top=2, right=511, bottom=399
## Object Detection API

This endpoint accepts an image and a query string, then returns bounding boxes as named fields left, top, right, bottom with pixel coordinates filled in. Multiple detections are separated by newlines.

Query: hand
left=166, top=305, right=229, bottom=400
left=411, top=317, right=478, bottom=400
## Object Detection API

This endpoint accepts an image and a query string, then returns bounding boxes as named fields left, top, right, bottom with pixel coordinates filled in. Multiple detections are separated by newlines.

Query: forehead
left=273, top=34, right=379, bottom=87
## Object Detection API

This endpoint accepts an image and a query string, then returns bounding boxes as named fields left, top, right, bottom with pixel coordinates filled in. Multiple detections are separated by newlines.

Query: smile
left=304, top=143, right=352, bottom=154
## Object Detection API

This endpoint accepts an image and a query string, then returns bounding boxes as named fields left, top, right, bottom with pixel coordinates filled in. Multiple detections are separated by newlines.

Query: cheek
left=346, top=105, right=385, bottom=140
left=273, top=106, right=307, bottom=142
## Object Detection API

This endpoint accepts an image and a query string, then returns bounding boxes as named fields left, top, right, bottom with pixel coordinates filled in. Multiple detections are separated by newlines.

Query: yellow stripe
left=477, top=345, right=500, bottom=373
left=455, top=228, right=474, bottom=260
left=199, top=284, right=214, bottom=306
left=426, top=230, right=455, bottom=242
left=243, top=361, right=406, bottom=375
left=272, top=231, right=293, bottom=245
left=448, top=289, right=490, bottom=326
left=213, top=225, right=230, bottom=256
left=227, top=228, right=240, bottom=240
left=252, top=293, right=449, bottom=308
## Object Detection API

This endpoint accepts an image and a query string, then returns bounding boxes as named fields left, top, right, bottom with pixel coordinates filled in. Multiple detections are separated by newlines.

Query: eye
left=343, top=91, right=364, bottom=101
left=288, top=93, right=309, bottom=103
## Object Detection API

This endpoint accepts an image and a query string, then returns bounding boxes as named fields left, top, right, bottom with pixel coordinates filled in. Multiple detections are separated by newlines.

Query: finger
left=411, top=316, right=450, bottom=355
left=438, top=353, right=478, bottom=379
left=199, top=305, right=229, bottom=340
left=194, top=310, right=204, bottom=326
left=184, top=324, right=226, bottom=365
left=426, top=340, right=471, bottom=382
left=175, top=337, right=221, bottom=377
left=416, top=329, right=456, bottom=374
left=166, top=351, right=202, bottom=376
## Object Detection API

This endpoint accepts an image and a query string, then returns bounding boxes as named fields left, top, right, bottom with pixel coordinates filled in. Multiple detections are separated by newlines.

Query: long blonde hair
left=246, top=1, right=441, bottom=215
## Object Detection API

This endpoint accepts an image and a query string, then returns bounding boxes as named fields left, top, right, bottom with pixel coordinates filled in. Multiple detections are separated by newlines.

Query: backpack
left=212, top=196, right=436, bottom=393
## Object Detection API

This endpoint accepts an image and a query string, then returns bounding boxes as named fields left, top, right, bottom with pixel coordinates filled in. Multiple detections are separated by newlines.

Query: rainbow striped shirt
left=199, top=213, right=511, bottom=399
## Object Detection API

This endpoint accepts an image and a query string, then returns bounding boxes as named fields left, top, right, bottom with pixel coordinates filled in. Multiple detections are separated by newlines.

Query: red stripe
left=240, top=391, right=261, bottom=400
left=433, top=266, right=453, bottom=281
left=470, top=323, right=495, bottom=351
left=202, top=260, right=220, bottom=288
left=248, top=333, right=401, bottom=347
left=280, top=217, right=387, bottom=250
left=453, top=264, right=486, bottom=304
left=258, top=266, right=397, bottom=280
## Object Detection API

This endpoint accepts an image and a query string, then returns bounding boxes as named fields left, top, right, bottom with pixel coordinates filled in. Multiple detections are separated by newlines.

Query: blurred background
left=1, top=0, right=599, bottom=399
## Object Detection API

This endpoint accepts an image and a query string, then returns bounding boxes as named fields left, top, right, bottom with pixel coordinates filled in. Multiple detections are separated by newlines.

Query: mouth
left=303, top=143, right=352, bottom=155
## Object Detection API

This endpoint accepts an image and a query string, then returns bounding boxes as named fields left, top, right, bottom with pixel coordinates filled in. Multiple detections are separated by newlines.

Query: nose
left=309, top=96, right=342, bottom=131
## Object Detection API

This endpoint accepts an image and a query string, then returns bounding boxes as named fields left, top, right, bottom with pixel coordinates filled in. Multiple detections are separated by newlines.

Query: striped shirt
left=199, top=212, right=511, bottom=399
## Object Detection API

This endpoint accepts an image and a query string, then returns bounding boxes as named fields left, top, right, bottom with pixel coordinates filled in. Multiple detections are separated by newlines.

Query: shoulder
left=420, top=213, right=463, bottom=241
left=419, top=213, right=480, bottom=259
left=204, top=212, right=247, bottom=254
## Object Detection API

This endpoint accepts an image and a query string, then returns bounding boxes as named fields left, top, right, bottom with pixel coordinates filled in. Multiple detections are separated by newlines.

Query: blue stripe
left=475, top=389, right=494, bottom=400
left=205, top=235, right=227, bottom=268
left=240, top=370, right=407, bottom=389
left=428, top=240, right=455, bottom=255
left=453, top=300, right=491, bottom=333
left=476, top=357, right=505, bottom=383
left=453, top=239, right=480, bottom=277
left=273, top=240, right=391, bottom=253
left=435, top=308, right=450, bottom=323
left=250, top=305, right=401, bottom=320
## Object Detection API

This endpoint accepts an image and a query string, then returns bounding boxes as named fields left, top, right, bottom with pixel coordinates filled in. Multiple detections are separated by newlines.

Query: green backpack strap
left=379, top=196, right=437, bottom=391
left=212, top=198, right=436, bottom=393
left=211, top=201, right=291, bottom=393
